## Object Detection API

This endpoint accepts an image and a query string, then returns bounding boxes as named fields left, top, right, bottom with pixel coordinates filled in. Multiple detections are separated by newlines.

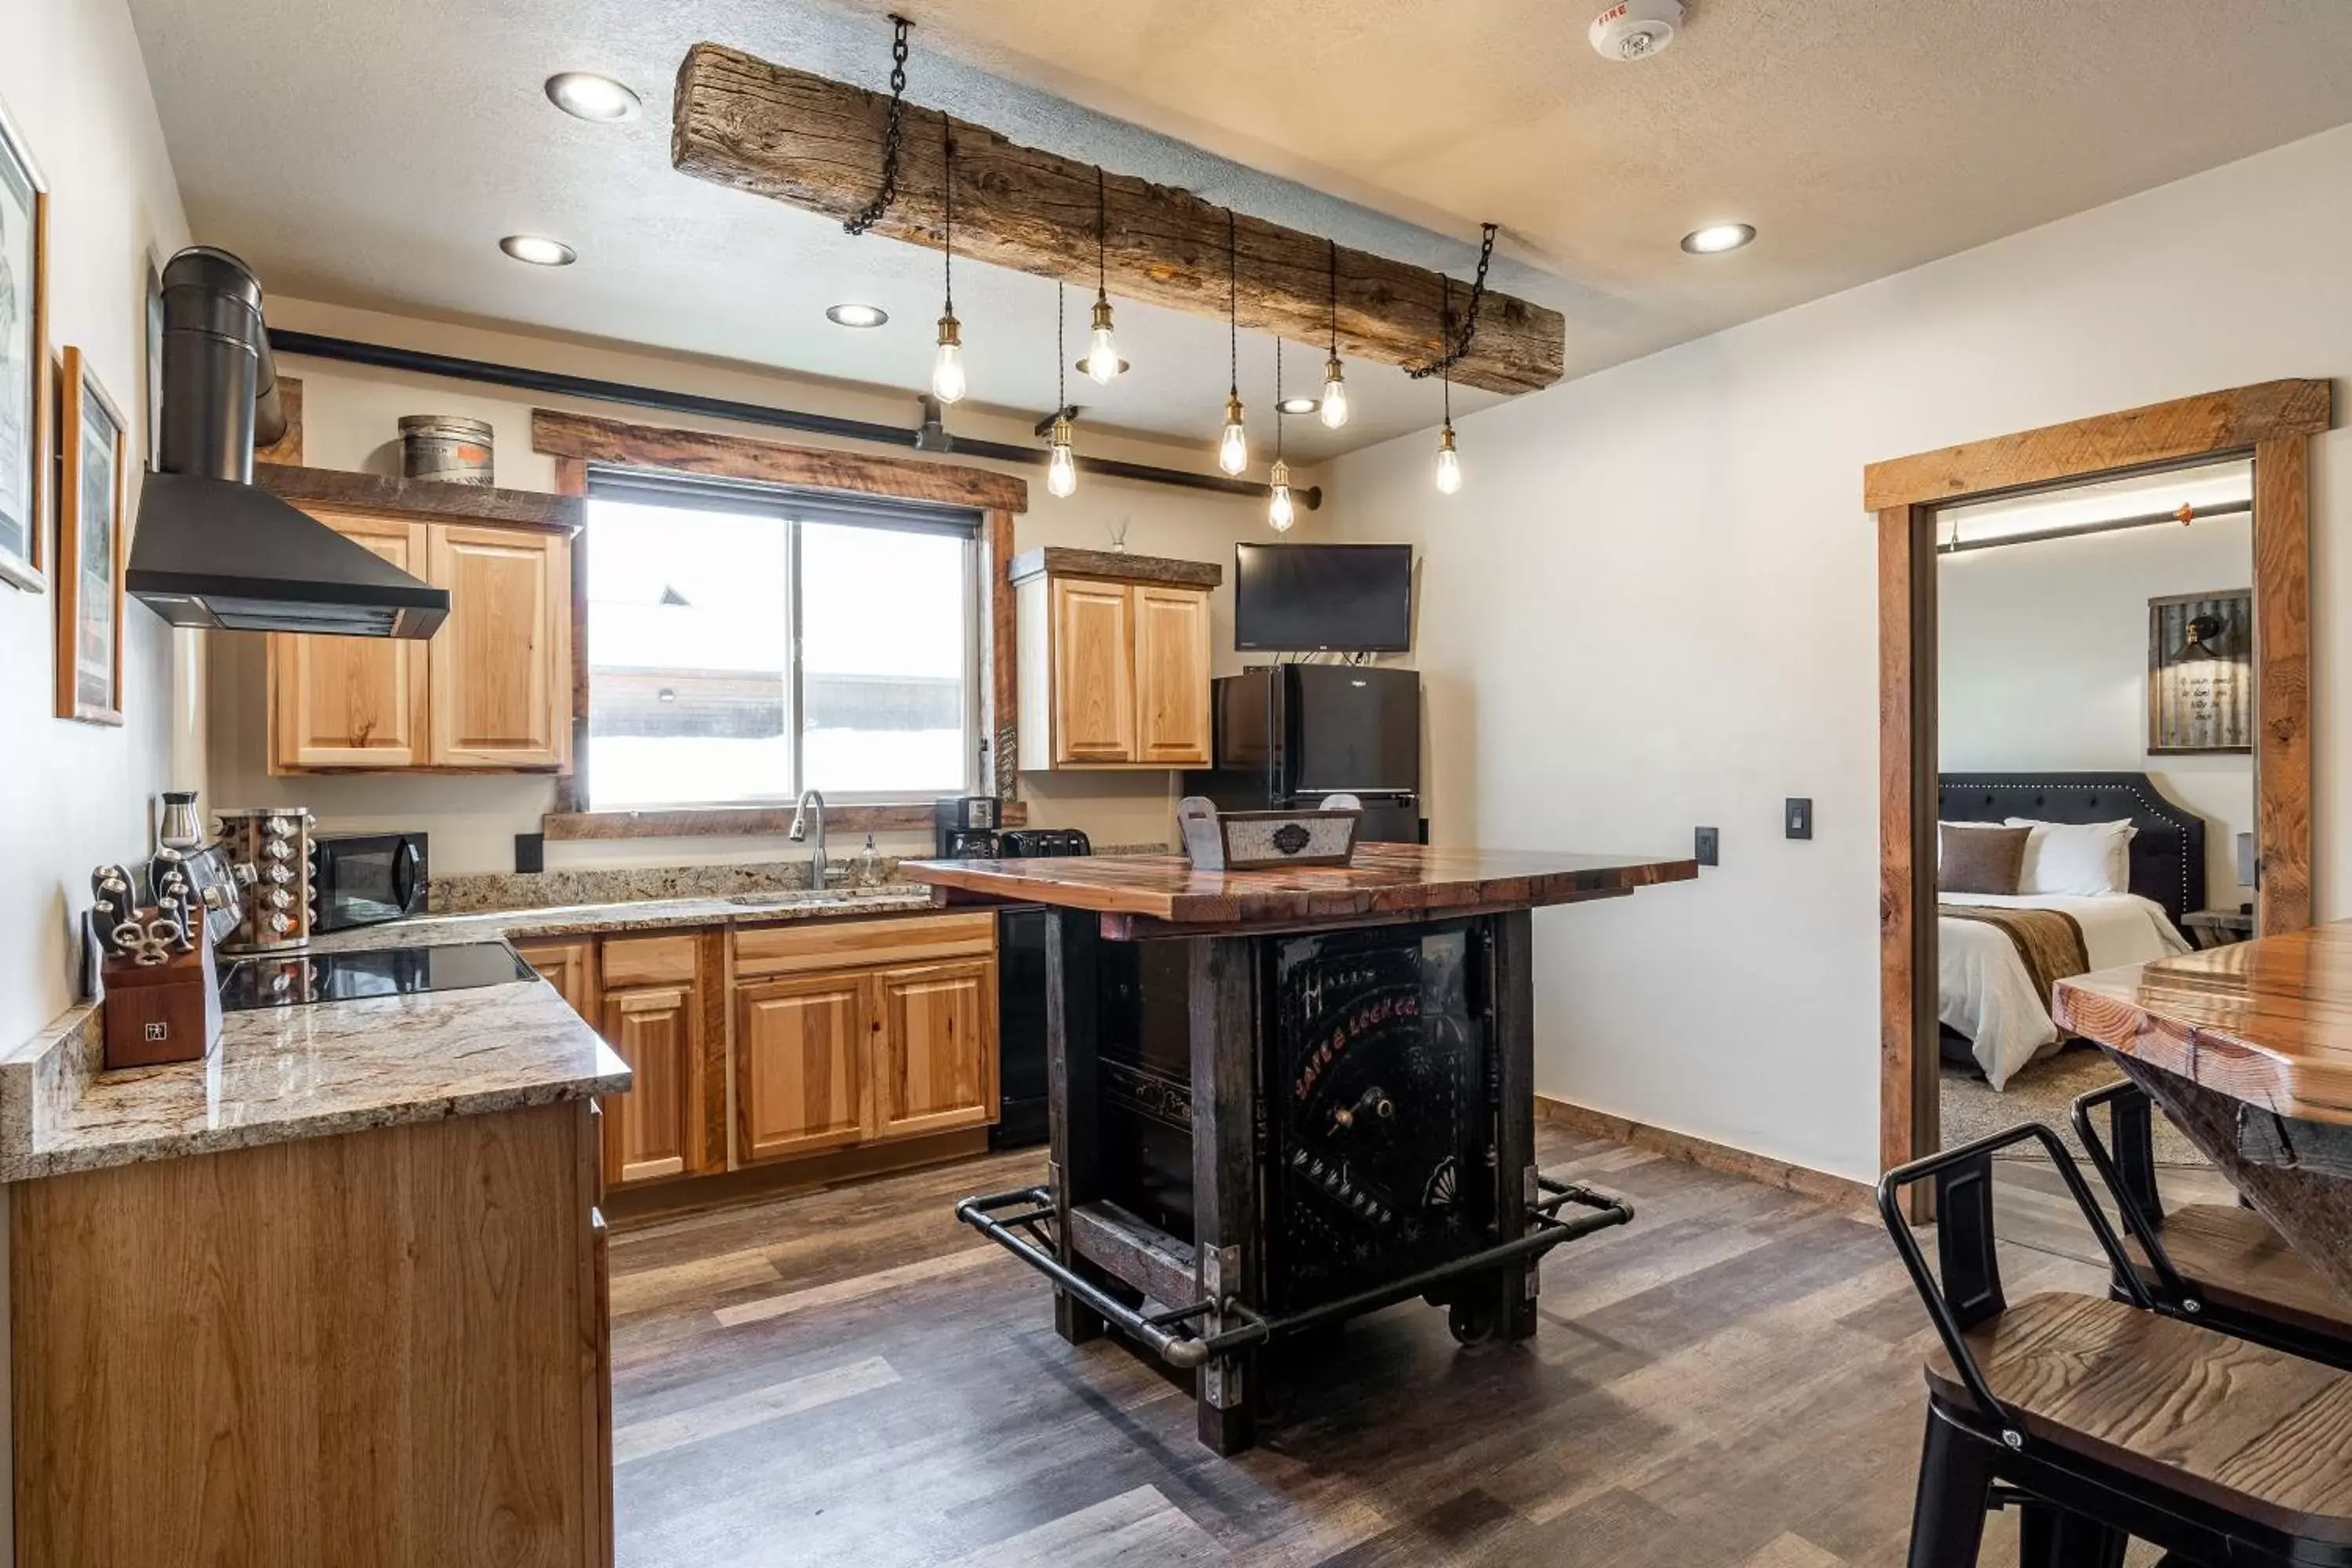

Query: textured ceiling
left=126, top=0, right=2352, bottom=463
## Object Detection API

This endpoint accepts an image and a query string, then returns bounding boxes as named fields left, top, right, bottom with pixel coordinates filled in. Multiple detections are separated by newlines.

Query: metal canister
left=398, top=415, right=495, bottom=485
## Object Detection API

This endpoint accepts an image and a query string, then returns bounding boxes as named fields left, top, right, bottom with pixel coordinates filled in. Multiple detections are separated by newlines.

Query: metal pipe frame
left=267, top=330, right=1324, bottom=510
left=955, top=1176, right=1633, bottom=1372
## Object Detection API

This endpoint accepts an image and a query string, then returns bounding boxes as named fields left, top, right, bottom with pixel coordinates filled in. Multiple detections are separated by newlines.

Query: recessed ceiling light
left=499, top=234, right=577, bottom=267
left=545, top=71, right=642, bottom=122
left=826, top=303, right=889, bottom=328
left=1276, top=396, right=1319, bottom=416
left=1073, top=356, right=1131, bottom=377
left=1680, top=223, right=1756, bottom=256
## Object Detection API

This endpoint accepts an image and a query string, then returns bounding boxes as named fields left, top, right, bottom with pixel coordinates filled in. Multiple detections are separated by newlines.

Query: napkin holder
left=1177, top=795, right=1362, bottom=871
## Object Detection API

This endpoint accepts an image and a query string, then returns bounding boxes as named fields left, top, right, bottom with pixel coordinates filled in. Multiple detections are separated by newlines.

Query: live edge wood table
left=2054, top=921, right=2352, bottom=1308
left=908, top=844, right=1697, bottom=1454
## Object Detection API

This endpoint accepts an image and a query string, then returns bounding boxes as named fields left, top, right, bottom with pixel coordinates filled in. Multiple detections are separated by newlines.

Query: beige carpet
left=1941, top=1042, right=2212, bottom=1170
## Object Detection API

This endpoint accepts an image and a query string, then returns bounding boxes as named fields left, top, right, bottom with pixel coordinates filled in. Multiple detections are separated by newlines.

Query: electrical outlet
left=1785, top=798, right=1813, bottom=840
left=1694, top=826, right=1719, bottom=867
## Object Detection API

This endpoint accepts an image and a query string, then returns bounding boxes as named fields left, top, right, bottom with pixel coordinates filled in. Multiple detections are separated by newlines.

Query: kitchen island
left=910, top=843, right=1697, bottom=1454
left=0, top=946, right=629, bottom=1567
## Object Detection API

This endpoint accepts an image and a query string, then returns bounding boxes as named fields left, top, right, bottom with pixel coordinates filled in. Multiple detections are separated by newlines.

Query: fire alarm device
left=1590, top=0, right=1684, bottom=60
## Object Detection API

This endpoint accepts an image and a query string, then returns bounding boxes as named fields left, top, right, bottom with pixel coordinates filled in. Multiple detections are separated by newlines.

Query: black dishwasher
left=989, top=828, right=1092, bottom=1149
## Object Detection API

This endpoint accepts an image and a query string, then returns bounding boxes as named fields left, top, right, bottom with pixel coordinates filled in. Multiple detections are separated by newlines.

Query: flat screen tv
left=1233, top=543, right=1413, bottom=653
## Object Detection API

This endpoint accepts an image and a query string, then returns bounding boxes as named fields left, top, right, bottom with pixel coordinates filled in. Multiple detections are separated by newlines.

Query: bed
left=1937, top=771, right=2201, bottom=1089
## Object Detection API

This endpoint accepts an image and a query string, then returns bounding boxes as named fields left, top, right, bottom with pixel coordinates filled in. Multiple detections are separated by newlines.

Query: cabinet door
left=736, top=973, right=872, bottom=1162
left=514, top=938, right=595, bottom=1020
left=267, top=514, right=430, bottom=771
left=1131, top=584, right=1213, bottom=766
left=598, top=984, right=699, bottom=1185
left=1051, top=578, right=1134, bottom=764
left=871, top=959, right=997, bottom=1142
left=426, top=524, right=571, bottom=769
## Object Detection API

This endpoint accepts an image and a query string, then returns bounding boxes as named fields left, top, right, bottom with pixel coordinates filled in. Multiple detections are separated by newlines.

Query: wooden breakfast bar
left=909, top=843, right=1697, bottom=1454
left=2055, top=921, right=2352, bottom=1307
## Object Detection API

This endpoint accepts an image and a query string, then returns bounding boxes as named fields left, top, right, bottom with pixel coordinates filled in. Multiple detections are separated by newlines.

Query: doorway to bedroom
left=1864, top=378, right=2325, bottom=1232
left=1932, top=459, right=2255, bottom=1216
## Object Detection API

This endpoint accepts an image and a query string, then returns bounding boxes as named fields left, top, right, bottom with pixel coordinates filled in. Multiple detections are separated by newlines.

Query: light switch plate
left=1694, top=826, right=1719, bottom=866
left=1785, top=798, right=1813, bottom=840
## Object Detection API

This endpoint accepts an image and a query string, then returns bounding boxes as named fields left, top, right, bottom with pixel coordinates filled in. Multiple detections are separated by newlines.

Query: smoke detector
left=1590, top=0, right=1684, bottom=61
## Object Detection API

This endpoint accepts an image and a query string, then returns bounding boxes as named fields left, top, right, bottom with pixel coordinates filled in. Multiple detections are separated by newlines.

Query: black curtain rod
left=267, top=330, right=1322, bottom=510
left=1936, top=501, right=2248, bottom=555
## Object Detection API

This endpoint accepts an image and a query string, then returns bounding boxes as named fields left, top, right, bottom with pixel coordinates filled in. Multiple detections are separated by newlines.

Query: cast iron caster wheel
left=1448, top=1298, right=1500, bottom=1346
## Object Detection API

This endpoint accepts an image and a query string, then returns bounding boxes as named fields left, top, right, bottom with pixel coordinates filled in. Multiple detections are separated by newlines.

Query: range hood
left=127, top=248, right=448, bottom=638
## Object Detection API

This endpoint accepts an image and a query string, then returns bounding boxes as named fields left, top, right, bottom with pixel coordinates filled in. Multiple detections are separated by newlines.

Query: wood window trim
left=539, top=416, right=1027, bottom=835
left=1869, top=378, right=2326, bottom=1209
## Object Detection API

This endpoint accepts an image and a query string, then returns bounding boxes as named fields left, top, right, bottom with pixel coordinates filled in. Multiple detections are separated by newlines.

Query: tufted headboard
left=1936, top=771, right=2207, bottom=929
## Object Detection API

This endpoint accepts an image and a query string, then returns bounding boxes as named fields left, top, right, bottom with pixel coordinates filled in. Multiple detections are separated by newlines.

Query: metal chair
left=1881, top=1123, right=2352, bottom=1568
left=2073, top=1080, right=2352, bottom=1372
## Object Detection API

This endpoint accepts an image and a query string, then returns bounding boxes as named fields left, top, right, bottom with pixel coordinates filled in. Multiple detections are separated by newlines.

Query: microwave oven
left=308, top=831, right=429, bottom=932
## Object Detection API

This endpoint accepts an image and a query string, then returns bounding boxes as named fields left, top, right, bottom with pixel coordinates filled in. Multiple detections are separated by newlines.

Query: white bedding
left=1937, top=893, right=2190, bottom=1091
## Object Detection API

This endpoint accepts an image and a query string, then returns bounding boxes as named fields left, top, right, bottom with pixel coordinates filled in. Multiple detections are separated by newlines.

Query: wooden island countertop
left=904, top=843, right=1700, bottom=938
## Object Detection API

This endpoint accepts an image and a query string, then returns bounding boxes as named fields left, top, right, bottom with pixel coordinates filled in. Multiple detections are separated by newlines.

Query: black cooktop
left=218, top=942, right=535, bottom=1011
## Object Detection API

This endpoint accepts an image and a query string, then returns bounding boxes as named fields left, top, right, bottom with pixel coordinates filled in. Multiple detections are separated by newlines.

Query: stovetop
left=218, top=941, right=535, bottom=1011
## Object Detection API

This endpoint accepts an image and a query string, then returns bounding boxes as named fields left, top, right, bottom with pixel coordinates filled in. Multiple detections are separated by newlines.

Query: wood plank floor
left=607, top=1125, right=2158, bottom=1566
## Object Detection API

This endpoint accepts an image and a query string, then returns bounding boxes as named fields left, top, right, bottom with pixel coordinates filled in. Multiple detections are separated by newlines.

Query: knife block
left=102, top=935, right=221, bottom=1071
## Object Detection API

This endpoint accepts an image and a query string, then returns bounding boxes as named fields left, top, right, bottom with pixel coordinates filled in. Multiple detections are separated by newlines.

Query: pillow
left=2005, top=818, right=2136, bottom=897
left=1935, top=819, right=2000, bottom=867
left=1938, top=825, right=2030, bottom=895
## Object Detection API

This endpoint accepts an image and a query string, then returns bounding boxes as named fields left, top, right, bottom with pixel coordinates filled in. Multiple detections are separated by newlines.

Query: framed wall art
left=0, top=95, right=49, bottom=591
left=56, top=347, right=127, bottom=724
left=2147, top=587, right=2252, bottom=755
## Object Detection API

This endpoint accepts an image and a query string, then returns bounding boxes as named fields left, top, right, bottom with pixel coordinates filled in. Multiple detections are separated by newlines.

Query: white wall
left=207, top=298, right=1331, bottom=872
left=1, top=0, right=191, bottom=1047
left=0, top=0, right=191, bottom=1556
left=1329, top=121, right=2352, bottom=1185
left=1940, top=514, right=2256, bottom=907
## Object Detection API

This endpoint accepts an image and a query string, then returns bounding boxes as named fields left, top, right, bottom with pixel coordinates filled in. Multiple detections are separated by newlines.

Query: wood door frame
left=1867, top=379, right=2329, bottom=1192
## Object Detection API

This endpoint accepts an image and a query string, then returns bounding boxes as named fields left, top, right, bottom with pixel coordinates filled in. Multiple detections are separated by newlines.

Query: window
left=584, top=475, right=978, bottom=809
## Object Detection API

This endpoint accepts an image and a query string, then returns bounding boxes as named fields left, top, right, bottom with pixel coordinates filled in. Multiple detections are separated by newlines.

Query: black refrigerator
left=1185, top=665, right=1422, bottom=843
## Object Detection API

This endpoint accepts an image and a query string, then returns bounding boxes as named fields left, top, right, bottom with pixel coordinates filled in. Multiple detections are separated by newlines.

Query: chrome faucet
left=788, top=789, right=829, bottom=889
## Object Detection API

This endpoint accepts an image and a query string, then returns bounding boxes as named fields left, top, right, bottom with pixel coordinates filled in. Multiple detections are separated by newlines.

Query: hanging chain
left=843, top=15, right=913, bottom=236
left=1096, top=165, right=1109, bottom=295
left=1057, top=282, right=1066, bottom=408
left=1408, top=222, right=1499, bottom=379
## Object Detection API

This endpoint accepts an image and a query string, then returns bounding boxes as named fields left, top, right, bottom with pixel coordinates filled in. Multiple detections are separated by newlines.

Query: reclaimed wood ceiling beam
left=671, top=42, right=1566, bottom=397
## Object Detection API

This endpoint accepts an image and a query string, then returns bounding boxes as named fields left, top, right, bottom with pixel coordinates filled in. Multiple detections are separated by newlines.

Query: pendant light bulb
left=1218, top=394, right=1250, bottom=476
left=1319, top=355, right=1349, bottom=429
left=931, top=314, right=967, bottom=405
left=1268, top=458, right=1295, bottom=532
left=1434, top=423, right=1463, bottom=495
left=1047, top=414, right=1077, bottom=499
left=1085, top=296, right=1121, bottom=383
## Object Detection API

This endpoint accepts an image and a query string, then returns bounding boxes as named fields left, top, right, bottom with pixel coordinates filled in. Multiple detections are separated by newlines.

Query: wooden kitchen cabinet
left=267, top=514, right=430, bottom=768
left=1131, top=582, right=1214, bottom=765
left=600, top=985, right=698, bottom=1184
left=427, top=523, right=571, bottom=768
left=1012, top=547, right=1221, bottom=771
left=872, top=958, right=998, bottom=1140
left=736, top=971, right=872, bottom=1161
left=258, top=468, right=581, bottom=775
left=595, top=934, right=709, bottom=1189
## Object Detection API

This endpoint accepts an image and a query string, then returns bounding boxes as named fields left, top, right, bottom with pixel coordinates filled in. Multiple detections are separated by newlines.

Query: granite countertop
left=305, top=884, right=939, bottom=953
left=0, top=975, right=630, bottom=1181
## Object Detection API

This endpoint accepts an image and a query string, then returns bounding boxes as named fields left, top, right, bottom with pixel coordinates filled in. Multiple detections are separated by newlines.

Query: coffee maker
left=934, top=796, right=1000, bottom=858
